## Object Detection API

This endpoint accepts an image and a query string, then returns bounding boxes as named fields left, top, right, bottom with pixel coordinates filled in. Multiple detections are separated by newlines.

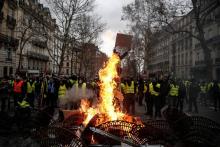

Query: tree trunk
left=193, top=2, right=213, bottom=80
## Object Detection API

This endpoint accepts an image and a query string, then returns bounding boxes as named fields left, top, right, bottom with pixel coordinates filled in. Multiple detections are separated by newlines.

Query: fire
left=80, top=53, right=125, bottom=126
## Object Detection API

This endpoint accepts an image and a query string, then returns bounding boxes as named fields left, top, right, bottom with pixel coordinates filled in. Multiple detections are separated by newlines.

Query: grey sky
left=95, top=0, right=133, bottom=56
left=40, top=0, right=133, bottom=56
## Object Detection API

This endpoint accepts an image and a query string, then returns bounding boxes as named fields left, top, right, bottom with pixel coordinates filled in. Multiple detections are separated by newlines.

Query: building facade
left=0, top=0, right=56, bottom=77
left=0, top=0, right=19, bottom=77
left=16, top=0, right=56, bottom=76
left=146, top=0, right=220, bottom=80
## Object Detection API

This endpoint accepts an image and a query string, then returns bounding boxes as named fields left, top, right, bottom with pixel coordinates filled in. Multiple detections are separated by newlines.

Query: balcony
left=32, top=40, right=47, bottom=48
left=0, top=33, right=19, bottom=49
left=27, top=51, right=49, bottom=61
left=195, top=60, right=206, bottom=66
left=7, top=15, right=16, bottom=29
left=0, top=12, right=3, bottom=23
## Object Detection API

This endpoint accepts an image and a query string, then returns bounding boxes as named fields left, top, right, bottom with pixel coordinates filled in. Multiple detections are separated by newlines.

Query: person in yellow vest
left=137, top=78, right=145, bottom=106
left=26, top=78, right=35, bottom=108
left=123, top=77, right=136, bottom=114
left=58, top=79, right=67, bottom=108
left=168, top=79, right=180, bottom=108
left=149, top=78, right=161, bottom=118
left=200, top=81, right=207, bottom=107
left=78, top=77, right=87, bottom=98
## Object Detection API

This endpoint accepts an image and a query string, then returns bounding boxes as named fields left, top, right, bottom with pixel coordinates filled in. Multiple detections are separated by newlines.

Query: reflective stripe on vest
left=58, top=85, right=67, bottom=97
left=149, top=83, right=160, bottom=96
left=27, top=82, right=35, bottom=94
left=200, top=85, right=206, bottom=93
left=125, top=81, right=135, bottom=94
left=169, top=84, right=179, bottom=96
left=82, top=83, right=86, bottom=97
left=14, top=81, right=23, bottom=93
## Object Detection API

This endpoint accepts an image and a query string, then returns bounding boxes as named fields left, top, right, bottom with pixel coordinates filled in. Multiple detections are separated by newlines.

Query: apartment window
left=6, top=48, right=12, bottom=61
left=3, top=67, right=7, bottom=77
left=178, top=55, right=180, bottom=65
left=9, top=67, right=13, bottom=75
left=66, top=69, right=69, bottom=75
left=67, top=62, right=69, bottom=67
left=185, top=53, right=188, bottom=65
left=181, top=54, right=184, bottom=65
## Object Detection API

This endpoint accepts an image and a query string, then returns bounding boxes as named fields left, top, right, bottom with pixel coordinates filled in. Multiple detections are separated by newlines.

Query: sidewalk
left=135, top=102, right=220, bottom=124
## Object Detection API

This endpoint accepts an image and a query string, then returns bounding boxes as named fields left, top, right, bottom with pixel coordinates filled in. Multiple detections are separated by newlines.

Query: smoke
left=59, top=86, right=96, bottom=106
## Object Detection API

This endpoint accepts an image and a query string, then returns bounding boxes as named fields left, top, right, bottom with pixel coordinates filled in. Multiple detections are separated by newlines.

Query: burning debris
left=79, top=53, right=139, bottom=126
left=26, top=53, right=220, bottom=147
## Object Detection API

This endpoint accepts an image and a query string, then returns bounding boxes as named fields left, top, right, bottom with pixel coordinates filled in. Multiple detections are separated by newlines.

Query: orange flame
left=80, top=53, right=125, bottom=126
left=80, top=53, right=143, bottom=126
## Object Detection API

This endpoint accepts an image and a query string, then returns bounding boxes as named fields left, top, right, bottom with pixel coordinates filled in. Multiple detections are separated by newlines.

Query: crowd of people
left=0, top=74, right=220, bottom=119
left=121, top=76, right=220, bottom=118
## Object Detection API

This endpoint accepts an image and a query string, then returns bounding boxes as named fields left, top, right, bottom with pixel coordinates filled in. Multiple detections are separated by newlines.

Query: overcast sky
left=41, top=0, right=133, bottom=56
left=94, top=0, right=133, bottom=56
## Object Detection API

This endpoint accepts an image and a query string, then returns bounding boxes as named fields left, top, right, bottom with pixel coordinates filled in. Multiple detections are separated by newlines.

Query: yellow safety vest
left=18, top=100, right=30, bottom=108
left=58, top=84, right=67, bottom=97
left=149, top=83, right=160, bottom=96
left=82, top=83, right=87, bottom=97
left=169, top=84, right=179, bottom=97
left=143, top=84, right=147, bottom=93
left=69, top=79, right=74, bottom=85
left=121, top=83, right=126, bottom=93
left=200, top=85, right=207, bottom=93
left=208, top=82, right=214, bottom=91
left=27, top=82, right=35, bottom=94
left=125, top=81, right=135, bottom=94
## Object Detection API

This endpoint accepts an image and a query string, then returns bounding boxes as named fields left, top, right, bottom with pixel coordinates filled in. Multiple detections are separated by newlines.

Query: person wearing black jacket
left=188, top=80, right=200, bottom=113
left=211, top=81, right=220, bottom=111
left=0, top=77, right=9, bottom=112
left=137, top=78, right=145, bottom=106
left=177, top=80, right=186, bottom=112
left=159, top=76, right=169, bottom=110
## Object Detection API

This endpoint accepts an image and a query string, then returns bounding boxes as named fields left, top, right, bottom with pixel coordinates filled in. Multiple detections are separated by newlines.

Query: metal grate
left=81, top=119, right=144, bottom=145
left=173, top=116, right=220, bottom=146
left=62, top=113, right=85, bottom=128
left=32, top=127, right=83, bottom=147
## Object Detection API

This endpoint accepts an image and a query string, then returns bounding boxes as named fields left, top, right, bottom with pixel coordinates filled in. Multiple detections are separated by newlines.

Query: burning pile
left=80, top=53, right=129, bottom=126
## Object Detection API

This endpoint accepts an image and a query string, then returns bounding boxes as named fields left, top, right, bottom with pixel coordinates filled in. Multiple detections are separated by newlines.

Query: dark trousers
left=27, top=93, right=34, bottom=108
left=188, top=97, right=198, bottom=113
left=168, top=96, right=178, bottom=108
left=138, top=92, right=144, bottom=106
left=47, top=93, right=56, bottom=108
left=124, top=93, right=135, bottom=114
left=200, top=93, right=207, bottom=106
left=177, top=98, right=184, bottom=112
left=14, top=93, right=22, bottom=107
left=145, top=95, right=153, bottom=116
left=0, top=96, right=7, bottom=112
left=154, top=95, right=161, bottom=117
left=214, top=95, right=220, bottom=111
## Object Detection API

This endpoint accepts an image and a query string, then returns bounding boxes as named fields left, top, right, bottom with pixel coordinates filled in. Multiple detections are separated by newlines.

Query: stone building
left=0, top=0, right=19, bottom=77
left=16, top=0, right=56, bottom=76
left=146, top=0, right=220, bottom=80
left=0, top=0, right=56, bottom=77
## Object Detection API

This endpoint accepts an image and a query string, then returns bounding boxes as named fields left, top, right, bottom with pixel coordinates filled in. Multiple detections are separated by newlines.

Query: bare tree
left=122, top=0, right=156, bottom=77
left=46, top=0, right=95, bottom=75
left=124, top=0, right=220, bottom=79
left=71, top=14, right=105, bottom=78
left=16, top=14, right=48, bottom=72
